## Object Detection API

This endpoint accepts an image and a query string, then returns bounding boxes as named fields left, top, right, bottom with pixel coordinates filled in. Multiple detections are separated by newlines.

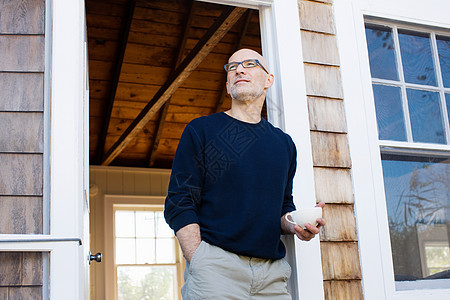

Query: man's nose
left=234, top=63, right=246, bottom=74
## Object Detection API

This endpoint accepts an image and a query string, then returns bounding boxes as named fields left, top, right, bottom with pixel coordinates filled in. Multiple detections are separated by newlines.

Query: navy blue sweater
left=164, top=112, right=297, bottom=259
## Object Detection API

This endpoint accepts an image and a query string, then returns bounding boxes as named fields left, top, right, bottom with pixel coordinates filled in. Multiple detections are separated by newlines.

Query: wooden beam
left=101, top=6, right=247, bottom=165
left=148, top=0, right=196, bottom=167
left=213, top=10, right=253, bottom=113
left=95, top=0, right=136, bottom=164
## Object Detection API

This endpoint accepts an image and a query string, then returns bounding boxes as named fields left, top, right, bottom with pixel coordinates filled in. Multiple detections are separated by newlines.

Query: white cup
left=285, top=207, right=322, bottom=229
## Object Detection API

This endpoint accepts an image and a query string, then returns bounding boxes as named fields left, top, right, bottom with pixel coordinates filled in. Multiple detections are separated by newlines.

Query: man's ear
left=226, top=81, right=230, bottom=95
left=265, top=74, right=274, bottom=89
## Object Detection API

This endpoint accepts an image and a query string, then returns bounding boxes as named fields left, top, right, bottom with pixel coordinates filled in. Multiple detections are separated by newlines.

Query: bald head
left=225, top=48, right=274, bottom=103
left=228, top=49, right=270, bottom=74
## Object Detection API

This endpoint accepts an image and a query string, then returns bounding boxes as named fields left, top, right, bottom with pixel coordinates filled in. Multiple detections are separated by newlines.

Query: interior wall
left=89, top=166, right=171, bottom=300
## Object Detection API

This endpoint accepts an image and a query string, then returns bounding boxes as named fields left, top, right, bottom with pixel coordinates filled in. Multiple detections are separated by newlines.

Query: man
left=164, top=48, right=325, bottom=299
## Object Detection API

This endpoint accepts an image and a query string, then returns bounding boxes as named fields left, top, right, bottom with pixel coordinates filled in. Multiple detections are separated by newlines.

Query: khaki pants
left=182, top=241, right=292, bottom=300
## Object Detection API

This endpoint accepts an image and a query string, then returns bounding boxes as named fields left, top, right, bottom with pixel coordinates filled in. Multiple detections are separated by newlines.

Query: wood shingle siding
left=301, top=31, right=340, bottom=66
left=0, top=0, right=45, bottom=34
left=0, top=197, right=42, bottom=234
left=307, top=97, right=347, bottom=133
left=313, top=167, right=353, bottom=204
left=310, top=132, right=351, bottom=168
left=299, top=0, right=363, bottom=299
left=0, top=252, right=43, bottom=287
left=304, top=63, right=343, bottom=99
left=0, top=36, right=44, bottom=71
left=299, top=0, right=335, bottom=34
left=320, top=204, right=358, bottom=241
left=0, top=154, right=42, bottom=196
left=0, top=113, right=43, bottom=152
left=321, top=242, right=361, bottom=280
left=0, top=73, right=44, bottom=111
left=0, top=286, right=43, bottom=300
left=323, top=280, right=364, bottom=300
left=0, top=0, right=46, bottom=297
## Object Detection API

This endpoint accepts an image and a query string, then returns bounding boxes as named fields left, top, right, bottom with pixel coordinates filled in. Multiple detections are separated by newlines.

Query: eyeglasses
left=224, top=59, right=269, bottom=74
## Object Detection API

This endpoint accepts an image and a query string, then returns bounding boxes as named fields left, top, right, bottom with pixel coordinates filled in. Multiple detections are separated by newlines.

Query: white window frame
left=196, top=0, right=324, bottom=299
left=113, top=205, right=180, bottom=299
left=366, top=19, right=450, bottom=148
left=104, top=195, right=184, bottom=300
left=335, top=0, right=450, bottom=299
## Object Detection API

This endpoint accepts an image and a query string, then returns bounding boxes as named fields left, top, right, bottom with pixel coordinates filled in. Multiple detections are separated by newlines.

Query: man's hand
left=176, top=223, right=202, bottom=263
left=281, top=202, right=326, bottom=241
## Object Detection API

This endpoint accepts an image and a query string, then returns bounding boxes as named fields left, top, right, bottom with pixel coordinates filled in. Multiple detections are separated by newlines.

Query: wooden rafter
left=214, top=10, right=253, bottom=113
left=101, top=6, right=247, bottom=166
left=147, top=0, right=196, bottom=167
left=95, top=0, right=136, bottom=164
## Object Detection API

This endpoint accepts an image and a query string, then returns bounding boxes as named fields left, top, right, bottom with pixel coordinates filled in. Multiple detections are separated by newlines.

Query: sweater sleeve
left=164, top=124, right=204, bottom=233
left=281, top=136, right=297, bottom=216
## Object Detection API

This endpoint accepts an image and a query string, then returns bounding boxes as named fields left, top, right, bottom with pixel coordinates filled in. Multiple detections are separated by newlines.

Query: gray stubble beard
left=230, top=84, right=265, bottom=102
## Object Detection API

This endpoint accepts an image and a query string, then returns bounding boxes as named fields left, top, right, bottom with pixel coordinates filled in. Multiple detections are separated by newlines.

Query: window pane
left=407, top=89, right=445, bottom=144
left=446, top=93, right=450, bottom=123
left=155, top=211, right=174, bottom=238
left=136, top=211, right=155, bottom=238
left=156, top=238, right=175, bottom=263
left=115, top=211, right=135, bottom=237
left=381, top=154, right=450, bottom=284
left=117, top=266, right=176, bottom=300
left=365, top=25, right=398, bottom=80
left=136, top=238, right=156, bottom=264
left=399, top=31, right=437, bottom=86
left=116, top=238, right=136, bottom=264
left=437, top=36, right=450, bottom=88
left=373, top=84, right=406, bottom=141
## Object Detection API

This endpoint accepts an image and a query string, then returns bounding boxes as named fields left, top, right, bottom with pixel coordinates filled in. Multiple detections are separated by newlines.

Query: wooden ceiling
left=87, top=0, right=262, bottom=168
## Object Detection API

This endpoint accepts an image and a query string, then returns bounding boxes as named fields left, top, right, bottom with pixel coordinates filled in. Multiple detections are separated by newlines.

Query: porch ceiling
left=87, top=0, right=261, bottom=168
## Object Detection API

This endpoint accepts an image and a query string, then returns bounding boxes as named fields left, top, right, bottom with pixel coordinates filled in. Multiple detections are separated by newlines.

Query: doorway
left=86, top=0, right=262, bottom=299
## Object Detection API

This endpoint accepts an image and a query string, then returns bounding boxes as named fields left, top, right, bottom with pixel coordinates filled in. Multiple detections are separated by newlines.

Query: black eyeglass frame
left=223, top=59, right=269, bottom=74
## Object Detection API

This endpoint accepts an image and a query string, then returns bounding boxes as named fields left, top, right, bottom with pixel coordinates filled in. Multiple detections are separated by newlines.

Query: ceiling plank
left=95, top=0, right=136, bottom=164
left=148, top=0, right=196, bottom=167
left=214, top=10, right=253, bottom=114
left=101, top=6, right=247, bottom=166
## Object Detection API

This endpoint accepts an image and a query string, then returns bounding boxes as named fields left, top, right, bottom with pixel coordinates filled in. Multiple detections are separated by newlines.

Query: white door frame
left=0, top=0, right=89, bottom=299
left=49, top=0, right=90, bottom=298
left=260, top=1, right=323, bottom=299
left=200, top=0, right=324, bottom=299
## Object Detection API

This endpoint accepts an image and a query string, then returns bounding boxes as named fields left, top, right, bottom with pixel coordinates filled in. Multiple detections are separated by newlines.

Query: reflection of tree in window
left=437, top=36, right=450, bottom=88
left=365, top=25, right=398, bottom=80
left=398, top=30, right=437, bottom=86
left=382, top=155, right=450, bottom=281
left=406, top=89, right=445, bottom=144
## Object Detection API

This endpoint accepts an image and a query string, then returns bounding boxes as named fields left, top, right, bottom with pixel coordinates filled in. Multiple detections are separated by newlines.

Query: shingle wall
left=0, top=0, right=46, bottom=298
left=298, top=0, right=364, bottom=299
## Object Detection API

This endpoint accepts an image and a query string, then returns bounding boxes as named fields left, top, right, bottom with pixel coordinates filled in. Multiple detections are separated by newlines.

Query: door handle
left=89, top=251, right=102, bottom=264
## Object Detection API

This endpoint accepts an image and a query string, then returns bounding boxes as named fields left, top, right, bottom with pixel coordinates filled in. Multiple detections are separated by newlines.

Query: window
left=114, top=206, right=180, bottom=300
left=365, top=20, right=450, bottom=290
